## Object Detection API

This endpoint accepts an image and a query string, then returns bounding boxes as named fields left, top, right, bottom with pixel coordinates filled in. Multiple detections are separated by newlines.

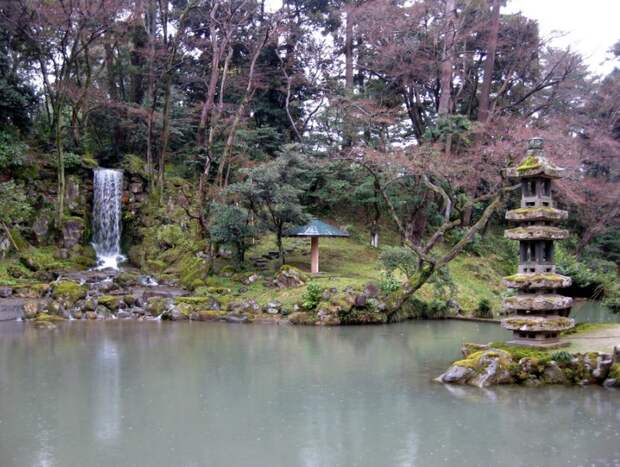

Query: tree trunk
left=478, top=0, right=501, bottom=123
left=55, top=104, right=65, bottom=231
left=387, top=263, right=435, bottom=319
left=277, top=227, right=285, bottom=265
left=158, top=71, right=172, bottom=189
left=1, top=222, right=19, bottom=252
left=437, top=0, right=455, bottom=116
left=345, top=6, right=354, bottom=90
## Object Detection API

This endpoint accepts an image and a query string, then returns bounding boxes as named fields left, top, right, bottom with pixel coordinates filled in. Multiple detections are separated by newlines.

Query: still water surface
left=0, top=318, right=618, bottom=467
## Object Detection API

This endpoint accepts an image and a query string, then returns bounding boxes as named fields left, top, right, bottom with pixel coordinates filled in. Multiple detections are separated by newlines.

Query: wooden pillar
left=310, top=237, right=319, bottom=274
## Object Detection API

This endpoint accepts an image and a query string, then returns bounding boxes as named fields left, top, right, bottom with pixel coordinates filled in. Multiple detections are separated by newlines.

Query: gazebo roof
left=284, top=219, right=350, bottom=238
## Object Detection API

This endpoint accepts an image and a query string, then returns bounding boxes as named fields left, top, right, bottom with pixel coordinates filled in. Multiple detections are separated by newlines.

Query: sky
left=504, top=0, right=620, bottom=75
left=266, top=0, right=620, bottom=75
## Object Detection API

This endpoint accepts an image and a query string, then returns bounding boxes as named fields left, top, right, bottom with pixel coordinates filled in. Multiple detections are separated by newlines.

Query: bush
left=550, top=351, right=573, bottom=364
left=63, top=152, right=82, bottom=171
left=0, top=181, right=32, bottom=227
left=302, top=282, right=323, bottom=310
left=379, top=271, right=401, bottom=294
left=0, top=130, right=26, bottom=171
left=379, top=246, right=419, bottom=279
left=156, top=224, right=188, bottom=249
left=474, top=298, right=493, bottom=318
left=425, top=299, right=449, bottom=318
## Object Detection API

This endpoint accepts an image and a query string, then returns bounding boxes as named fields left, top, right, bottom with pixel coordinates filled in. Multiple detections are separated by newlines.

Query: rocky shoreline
left=436, top=342, right=620, bottom=388
left=0, top=265, right=421, bottom=327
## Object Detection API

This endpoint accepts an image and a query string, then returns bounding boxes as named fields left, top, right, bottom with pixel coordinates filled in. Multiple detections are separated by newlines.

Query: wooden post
left=311, top=237, right=319, bottom=274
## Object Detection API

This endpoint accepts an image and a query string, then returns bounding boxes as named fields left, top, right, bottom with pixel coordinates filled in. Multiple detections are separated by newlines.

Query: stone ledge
left=504, top=226, right=569, bottom=241
left=503, top=294, right=573, bottom=311
left=505, top=207, right=568, bottom=222
left=503, top=273, right=572, bottom=290
left=501, top=315, right=575, bottom=332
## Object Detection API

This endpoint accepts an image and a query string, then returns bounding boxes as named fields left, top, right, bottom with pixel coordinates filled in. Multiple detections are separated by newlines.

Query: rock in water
left=435, top=349, right=513, bottom=388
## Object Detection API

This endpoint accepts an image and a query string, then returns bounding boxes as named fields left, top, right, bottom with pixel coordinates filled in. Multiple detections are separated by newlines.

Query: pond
left=572, top=300, right=620, bottom=323
left=0, top=320, right=618, bottom=467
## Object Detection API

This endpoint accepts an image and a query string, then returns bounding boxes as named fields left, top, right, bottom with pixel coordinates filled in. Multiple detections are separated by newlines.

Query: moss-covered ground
left=202, top=228, right=508, bottom=314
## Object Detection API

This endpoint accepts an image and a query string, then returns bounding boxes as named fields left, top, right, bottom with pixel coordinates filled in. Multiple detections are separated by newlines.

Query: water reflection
left=572, top=301, right=620, bottom=323
left=0, top=321, right=618, bottom=467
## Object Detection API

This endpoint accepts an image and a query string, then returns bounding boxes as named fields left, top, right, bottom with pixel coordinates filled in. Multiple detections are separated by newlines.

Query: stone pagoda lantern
left=500, top=138, right=575, bottom=347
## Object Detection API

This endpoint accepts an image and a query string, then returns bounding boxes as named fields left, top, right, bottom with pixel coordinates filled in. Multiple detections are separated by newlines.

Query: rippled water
left=0, top=320, right=618, bottom=467
left=572, top=301, right=620, bottom=323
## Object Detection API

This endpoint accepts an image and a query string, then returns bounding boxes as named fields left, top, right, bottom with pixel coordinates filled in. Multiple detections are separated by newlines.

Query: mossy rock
left=274, top=265, right=308, bottom=288
left=146, top=297, right=169, bottom=316
left=177, top=256, right=209, bottom=290
left=13, top=283, right=50, bottom=298
left=51, top=281, right=87, bottom=303
left=609, top=363, right=620, bottom=380
left=175, top=295, right=221, bottom=310
left=195, top=310, right=227, bottom=321
left=97, top=295, right=122, bottom=310
left=145, top=259, right=167, bottom=274
left=33, top=313, right=66, bottom=323
left=219, top=265, right=236, bottom=277
left=19, top=248, right=64, bottom=272
left=194, top=286, right=231, bottom=296
left=288, top=311, right=318, bottom=325
left=340, top=310, right=387, bottom=325
left=121, top=154, right=147, bottom=178
left=81, top=155, right=99, bottom=169
left=115, top=271, right=141, bottom=287
left=127, top=245, right=146, bottom=267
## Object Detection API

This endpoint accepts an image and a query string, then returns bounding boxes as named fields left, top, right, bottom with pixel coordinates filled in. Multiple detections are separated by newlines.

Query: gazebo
left=284, top=219, right=350, bottom=273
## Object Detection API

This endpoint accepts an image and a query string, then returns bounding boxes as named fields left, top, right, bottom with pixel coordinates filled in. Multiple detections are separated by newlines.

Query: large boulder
left=274, top=265, right=308, bottom=288
left=603, top=363, right=620, bottom=388
left=62, top=218, right=84, bottom=249
left=435, top=349, right=514, bottom=388
left=32, top=214, right=51, bottom=245
left=51, top=281, right=87, bottom=305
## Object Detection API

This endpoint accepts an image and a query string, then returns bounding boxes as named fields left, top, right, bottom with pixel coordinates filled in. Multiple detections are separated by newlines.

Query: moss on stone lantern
left=500, top=138, right=575, bottom=347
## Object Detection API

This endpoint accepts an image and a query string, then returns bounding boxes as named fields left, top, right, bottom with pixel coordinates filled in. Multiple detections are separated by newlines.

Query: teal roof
left=284, top=219, right=349, bottom=237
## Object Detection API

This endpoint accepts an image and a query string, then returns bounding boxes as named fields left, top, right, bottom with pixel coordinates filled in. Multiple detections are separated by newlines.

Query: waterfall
left=92, top=169, right=125, bottom=270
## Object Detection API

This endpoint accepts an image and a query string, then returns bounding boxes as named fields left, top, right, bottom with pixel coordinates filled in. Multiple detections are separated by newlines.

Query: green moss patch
left=51, top=281, right=87, bottom=302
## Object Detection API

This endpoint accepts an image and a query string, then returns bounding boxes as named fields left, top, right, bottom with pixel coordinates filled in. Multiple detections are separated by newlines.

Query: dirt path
left=563, top=324, right=620, bottom=353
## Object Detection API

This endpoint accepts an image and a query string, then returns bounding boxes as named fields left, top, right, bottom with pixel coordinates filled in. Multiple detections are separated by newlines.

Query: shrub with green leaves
left=302, top=282, right=323, bottom=310
left=550, top=351, right=573, bottom=364
left=379, top=246, right=418, bottom=278
left=379, top=271, right=401, bottom=294
left=0, top=130, right=26, bottom=170
left=474, top=298, right=492, bottom=318
left=0, top=181, right=32, bottom=226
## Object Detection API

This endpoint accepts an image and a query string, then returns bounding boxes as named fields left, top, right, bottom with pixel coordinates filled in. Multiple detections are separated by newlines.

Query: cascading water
left=92, top=169, right=125, bottom=270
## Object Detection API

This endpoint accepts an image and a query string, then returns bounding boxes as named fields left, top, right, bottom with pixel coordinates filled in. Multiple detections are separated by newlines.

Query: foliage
left=228, top=145, right=310, bottom=262
left=0, top=130, right=27, bottom=171
left=62, top=152, right=82, bottom=172
left=208, top=203, right=256, bottom=269
left=379, top=271, right=401, bottom=294
left=424, top=115, right=474, bottom=146
left=156, top=224, right=190, bottom=249
left=474, top=298, right=493, bottom=319
left=302, top=282, right=323, bottom=310
left=0, top=181, right=32, bottom=226
left=428, top=266, right=457, bottom=301
left=379, top=246, right=418, bottom=278
left=550, top=351, right=573, bottom=364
